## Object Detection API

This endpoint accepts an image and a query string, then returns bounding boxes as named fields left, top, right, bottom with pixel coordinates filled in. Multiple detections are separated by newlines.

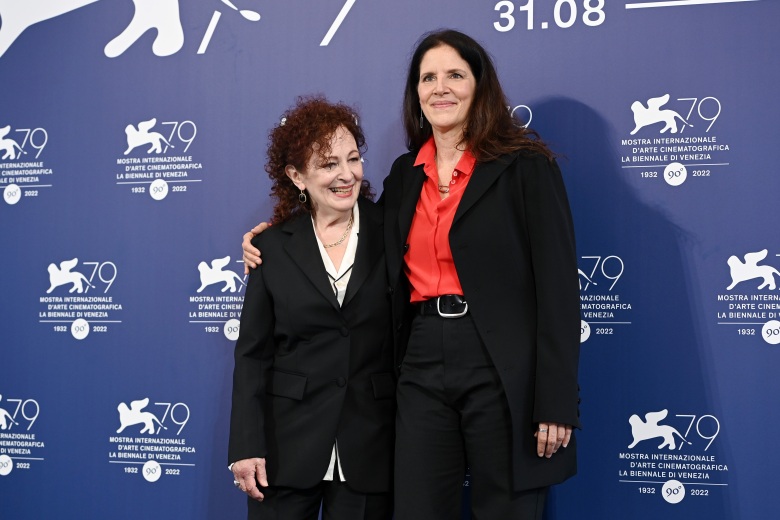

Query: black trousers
left=394, top=312, right=548, bottom=520
left=246, top=480, right=392, bottom=520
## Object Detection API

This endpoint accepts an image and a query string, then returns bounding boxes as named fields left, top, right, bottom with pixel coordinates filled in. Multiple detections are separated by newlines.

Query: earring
left=419, top=108, right=424, bottom=129
left=298, top=189, right=307, bottom=204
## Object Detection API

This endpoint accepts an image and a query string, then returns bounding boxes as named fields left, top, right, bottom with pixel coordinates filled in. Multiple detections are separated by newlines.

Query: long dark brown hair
left=266, top=96, right=373, bottom=224
left=402, top=29, right=554, bottom=162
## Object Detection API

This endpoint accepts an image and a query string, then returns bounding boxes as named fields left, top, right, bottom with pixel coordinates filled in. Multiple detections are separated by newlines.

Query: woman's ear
left=285, top=165, right=305, bottom=190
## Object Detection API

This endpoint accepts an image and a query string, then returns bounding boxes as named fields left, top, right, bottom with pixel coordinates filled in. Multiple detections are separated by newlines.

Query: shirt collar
left=413, top=137, right=476, bottom=179
left=312, top=202, right=360, bottom=279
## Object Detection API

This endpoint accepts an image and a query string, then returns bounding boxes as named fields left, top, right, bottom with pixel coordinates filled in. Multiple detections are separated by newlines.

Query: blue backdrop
left=2, top=1, right=778, bottom=518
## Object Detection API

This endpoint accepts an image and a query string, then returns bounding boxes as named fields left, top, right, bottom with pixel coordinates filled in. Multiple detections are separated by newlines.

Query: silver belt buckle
left=437, top=296, right=468, bottom=318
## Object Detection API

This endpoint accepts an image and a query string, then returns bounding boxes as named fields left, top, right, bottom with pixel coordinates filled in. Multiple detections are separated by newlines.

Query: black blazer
left=383, top=150, right=581, bottom=491
left=228, top=197, right=395, bottom=493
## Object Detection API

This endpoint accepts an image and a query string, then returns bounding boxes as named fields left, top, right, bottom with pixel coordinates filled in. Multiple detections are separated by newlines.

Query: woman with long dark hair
left=382, top=29, right=580, bottom=519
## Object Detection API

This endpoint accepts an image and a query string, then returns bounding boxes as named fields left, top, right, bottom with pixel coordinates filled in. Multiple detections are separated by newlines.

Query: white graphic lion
left=0, top=125, right=26, bottom=160
left=197, top=256, right=246, bottom=292
left=726, top=249, right=780, bottom=291
left=0, top=0, right=183, bottom=59
left=628, top=409, right=690, bottom=450
left=629, top=94, right=693, bottom=135
left=0, top=395, right=19, bottom=431
left=124, top=118, right=174, bottom=155
left=46, top=258, right=95, bottom=294
left=197, top=256, right=246, bottom=293
left=116, top=398, right=167, bottom=434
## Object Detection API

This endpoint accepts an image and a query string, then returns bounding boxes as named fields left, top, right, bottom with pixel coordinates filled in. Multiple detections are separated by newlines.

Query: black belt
left=417, top=295, right=468, bottom=318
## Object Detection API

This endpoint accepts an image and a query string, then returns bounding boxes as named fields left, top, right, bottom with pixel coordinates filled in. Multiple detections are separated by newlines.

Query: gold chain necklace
left=322, top=213, right=354, bottom=248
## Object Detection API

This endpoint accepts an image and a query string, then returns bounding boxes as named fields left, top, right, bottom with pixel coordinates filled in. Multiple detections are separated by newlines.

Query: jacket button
left=340, top=327, right=349, bottom=337
left=403, top=243, right=409, bottom=252
left=336, top=377, right=346, bottom=387
left=387, top=286, right=394, bottom=295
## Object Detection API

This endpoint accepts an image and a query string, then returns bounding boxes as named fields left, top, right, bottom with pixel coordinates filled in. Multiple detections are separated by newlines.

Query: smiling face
left=417, top=44, right=477, bottom=138
left=286, top=125, right=363, bottom=220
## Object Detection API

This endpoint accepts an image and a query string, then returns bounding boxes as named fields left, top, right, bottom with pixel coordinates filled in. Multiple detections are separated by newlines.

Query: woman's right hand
left=242, top=222, right=269, bottom=274
left=232, top=457, right=269, bottom=501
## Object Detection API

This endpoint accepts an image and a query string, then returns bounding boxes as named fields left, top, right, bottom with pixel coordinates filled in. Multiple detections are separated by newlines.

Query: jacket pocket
left=266, top=369, right=307, bottom=400
left=371, top=372, right=396, bottom=400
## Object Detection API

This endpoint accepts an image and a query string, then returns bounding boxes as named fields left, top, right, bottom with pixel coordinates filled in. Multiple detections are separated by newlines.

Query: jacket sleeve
left=227, top=235, right=276, bottom=463
left=523, top=156, right=581, bottom=429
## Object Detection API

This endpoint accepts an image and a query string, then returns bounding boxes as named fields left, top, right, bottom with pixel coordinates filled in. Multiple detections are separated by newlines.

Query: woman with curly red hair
left=228, top=96, right=394, bottom=520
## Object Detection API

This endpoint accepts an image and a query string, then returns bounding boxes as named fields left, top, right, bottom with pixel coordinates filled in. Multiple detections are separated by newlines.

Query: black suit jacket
left=383, top=150, right=581, bottom=491
left=228, top=197, right=395, bottom=493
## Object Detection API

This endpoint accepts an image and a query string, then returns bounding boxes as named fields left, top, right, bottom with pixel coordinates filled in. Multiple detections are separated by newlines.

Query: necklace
left=322, top=213, right=354, bottom=248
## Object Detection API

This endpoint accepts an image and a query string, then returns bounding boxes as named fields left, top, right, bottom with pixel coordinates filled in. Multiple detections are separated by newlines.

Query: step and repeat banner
left=1, top=1, right=777, bottom=518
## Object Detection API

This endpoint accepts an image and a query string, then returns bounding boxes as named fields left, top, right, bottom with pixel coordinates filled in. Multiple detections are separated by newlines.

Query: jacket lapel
left=282, top=214, right=341, bottom=312
left=398, top=162, right=426, bottom=243
left=342, top=198, right=383, bottom=307
left=453, top=151, right=519, bottom=226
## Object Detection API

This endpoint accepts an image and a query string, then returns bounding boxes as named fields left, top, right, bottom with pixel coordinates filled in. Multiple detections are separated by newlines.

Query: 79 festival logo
left=115, top=117, right=203, bottom=201
left=38, top=258, right=123, bottom=340
left=619, top=93, right=731, bottom=187
left=618, top=408, right=728, bottom=505
left=1, top=123, right=53, bottom=206
left=187, top=255, right=246, bottom=341
left=108, top=397, right=196, bottom=483
left=716, top=248, right=780, bottom=345
left=578, top=254, right=632, bottom=343
left=0, top=393, right=45, bottom=477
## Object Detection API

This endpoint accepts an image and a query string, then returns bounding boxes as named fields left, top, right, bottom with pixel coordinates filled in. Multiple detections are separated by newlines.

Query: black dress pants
left=246, top=479, right=392, bottom=520
left=394, top=312, right=548, bottom=520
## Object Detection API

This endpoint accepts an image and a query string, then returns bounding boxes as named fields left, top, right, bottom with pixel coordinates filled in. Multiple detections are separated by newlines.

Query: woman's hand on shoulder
left=242, top=222, right=270, bottom=274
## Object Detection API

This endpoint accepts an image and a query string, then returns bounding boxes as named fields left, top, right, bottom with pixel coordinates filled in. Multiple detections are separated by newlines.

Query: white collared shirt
left=312, top=203, right=360, bottom=482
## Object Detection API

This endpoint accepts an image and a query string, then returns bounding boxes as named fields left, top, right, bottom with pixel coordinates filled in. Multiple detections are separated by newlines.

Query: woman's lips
left=330, top=185, right=354, bottom=196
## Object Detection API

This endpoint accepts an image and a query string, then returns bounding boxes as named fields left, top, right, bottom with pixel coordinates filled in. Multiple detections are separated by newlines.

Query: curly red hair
left=266, top=96, right=374, bottom=224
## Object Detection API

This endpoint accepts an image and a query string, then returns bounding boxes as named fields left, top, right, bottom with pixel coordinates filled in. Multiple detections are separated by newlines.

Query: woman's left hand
left=232, top=457, right=268, bottom=501
left=535, top=422, right=572, bottom=458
